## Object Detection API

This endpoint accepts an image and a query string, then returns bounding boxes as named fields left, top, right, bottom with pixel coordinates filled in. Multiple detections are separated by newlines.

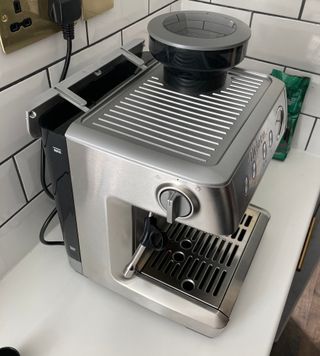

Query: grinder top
left=148, top=11, right=251, bottom=52
left=148, top=11, right=251, bottom=92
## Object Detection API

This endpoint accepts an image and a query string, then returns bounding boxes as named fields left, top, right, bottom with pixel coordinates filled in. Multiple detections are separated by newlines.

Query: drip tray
left=137, top=205, right=269, bottom=314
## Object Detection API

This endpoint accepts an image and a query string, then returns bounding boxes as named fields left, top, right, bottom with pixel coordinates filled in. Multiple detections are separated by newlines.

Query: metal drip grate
left=138, top=207, right=260, bottom=309
left=82, top=65, right=270, bottom=165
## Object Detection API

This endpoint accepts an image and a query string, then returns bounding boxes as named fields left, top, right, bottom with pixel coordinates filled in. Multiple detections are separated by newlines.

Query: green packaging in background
left=271, top=70, right=310, bottom=161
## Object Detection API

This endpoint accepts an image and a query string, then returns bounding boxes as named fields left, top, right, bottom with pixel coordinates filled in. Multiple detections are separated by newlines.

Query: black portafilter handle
left=0, top=347, right=20, bottom=356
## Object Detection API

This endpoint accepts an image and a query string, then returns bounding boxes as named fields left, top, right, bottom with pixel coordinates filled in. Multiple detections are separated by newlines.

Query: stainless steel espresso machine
left=27, top=11, right=287, bottom=337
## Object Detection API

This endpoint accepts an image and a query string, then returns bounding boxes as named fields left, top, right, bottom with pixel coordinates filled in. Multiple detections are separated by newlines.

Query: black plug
left=48, top=0, right=81, bottom=39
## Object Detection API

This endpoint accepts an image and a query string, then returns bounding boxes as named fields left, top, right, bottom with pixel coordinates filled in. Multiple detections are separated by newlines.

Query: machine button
left=269, top=130, right=273, bottom=147
left=244, top=176, right=249, bottom=196
left=159, top=188, right=193, bottom=224
left=275, top=106, right=285, bottom=140
left=252, top=161, right=256, bottom=179
left=262, top=142, right=267, bottom=160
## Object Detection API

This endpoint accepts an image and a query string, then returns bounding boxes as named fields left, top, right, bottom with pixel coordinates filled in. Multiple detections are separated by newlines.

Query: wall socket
left=0, top=0, right=114, bottom=54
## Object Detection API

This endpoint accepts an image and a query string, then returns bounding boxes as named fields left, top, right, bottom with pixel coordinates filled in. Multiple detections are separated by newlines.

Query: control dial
left=158, top=188, right=194, bottom=224
left=276, top=106, right=285, bottom=140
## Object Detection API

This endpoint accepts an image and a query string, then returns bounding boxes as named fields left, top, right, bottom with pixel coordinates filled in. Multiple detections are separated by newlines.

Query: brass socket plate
left=0, top=0, right=60, bottom=54
left=0, top=0, right=114, bottom=54
left=83, top=0, right=114, bottom=20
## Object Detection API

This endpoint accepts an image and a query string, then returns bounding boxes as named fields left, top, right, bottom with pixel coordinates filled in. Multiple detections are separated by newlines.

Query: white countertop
left=0, top=149, right=319, bottom=356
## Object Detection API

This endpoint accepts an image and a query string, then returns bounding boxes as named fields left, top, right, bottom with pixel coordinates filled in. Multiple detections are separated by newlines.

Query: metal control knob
left=276, top=106, right=285, bottom=140
left=159, top=188, right=193, bottom=224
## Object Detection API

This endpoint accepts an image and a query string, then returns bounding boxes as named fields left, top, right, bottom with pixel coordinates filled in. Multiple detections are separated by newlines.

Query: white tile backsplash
left=248, top=14, right=320, bottom=74
left=181, top=1, right=251, bottom=24
left=238, top=58, right=284, bottom=74
left=49, top=32, right=121, bottom=86
left=87, top=0, right=148, bottom=44
left=0, top=160, right=26, bottom=226
left=122, top=7, right=170, bottom=50
left=302, top=0, right=320, bottom=23
left=203, top=0, right=302, bottom=17
left=285, top=68, right=320, bottom=118
left=150, top=0, right=175, bottom=12
left=291, top=115, right=316, bottom=151
left=307, top=119, right=320, bottom=155
left=0, top=21, right=87, bottom=89
left=0, top=193, right=54, bottom=279
left=0, top=71, right=49, bottom=163
left=170, top=0, right=182, bottom=11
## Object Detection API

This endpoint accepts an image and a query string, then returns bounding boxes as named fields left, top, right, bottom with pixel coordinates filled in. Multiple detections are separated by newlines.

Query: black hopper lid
left=148, top=11, right=251, bottom=93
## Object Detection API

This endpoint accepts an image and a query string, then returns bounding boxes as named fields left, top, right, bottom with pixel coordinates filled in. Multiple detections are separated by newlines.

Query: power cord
left=39, top=0, right=81, bottom=246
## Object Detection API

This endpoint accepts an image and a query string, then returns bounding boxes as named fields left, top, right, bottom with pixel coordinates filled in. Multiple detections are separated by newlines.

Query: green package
left=271, top=69, right=310, bottom=161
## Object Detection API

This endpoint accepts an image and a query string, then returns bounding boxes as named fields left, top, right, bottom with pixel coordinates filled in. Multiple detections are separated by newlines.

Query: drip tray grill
left=138, top=206, right=267, bottom=311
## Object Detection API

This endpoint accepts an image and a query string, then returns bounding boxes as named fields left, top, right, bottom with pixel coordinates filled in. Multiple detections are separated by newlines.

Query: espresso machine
left=27, top=11, right=287, bottom=337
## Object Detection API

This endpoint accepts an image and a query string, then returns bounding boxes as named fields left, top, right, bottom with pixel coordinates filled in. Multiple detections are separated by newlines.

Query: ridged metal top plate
left=82, top=65, right=271, bottom=165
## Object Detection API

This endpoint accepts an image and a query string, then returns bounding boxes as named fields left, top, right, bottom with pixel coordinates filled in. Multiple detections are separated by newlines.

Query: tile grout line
left=245, top=56, right=320, bottom=76
left=300, top=113, right=318, bottom=119
left=0, top=190, right=46, bottom=229
left=249, top=12, right=254, bottom=27
left=85, top=20, right=90, bottom=46
left=120, top=30, right=124, bottom=46
left=0, top=139, right=37, bottom=167
left=12, top=156, right=29, bottom=203
left=45, top=68, right=52, bottom=88
left=305, top=118, right=318, bottom=151
left=190, top=0, right=320, bottom=25
left=298, top=0, right=307, bottom=20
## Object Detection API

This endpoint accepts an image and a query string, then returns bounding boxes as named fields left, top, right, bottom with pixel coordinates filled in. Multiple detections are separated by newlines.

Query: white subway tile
left=0, top=21, right=87, bottom=88
left=302, top=0, right=320, bottom=23
left=307, top=119, right=320, bottom=156
left=291, top=114, right=316, bottom=151
left=170, top=0, right=182, bottom=11
left=0, top=160, right=26, bottom=226
left=204, top=0, right=302, bottom=17
left=0, top=71, right=49, bottom=163
left=238, top=58, right=284, bottom=75
left=87, top=0, right=148, bottom=44
left=0, top=193, right=55, bottom=279
left=14, top=140, right=51, bottom=201
left=181, top=1, right=251, bottom=24
left=248, top=14, right=320, bottom=74
left=49, top=32, right=121, bottom=86
left=150, top=0, right=176, bottom=12
left=123, top=8, right=170, bottom=50
left=285, top=68, right=320, bottom=118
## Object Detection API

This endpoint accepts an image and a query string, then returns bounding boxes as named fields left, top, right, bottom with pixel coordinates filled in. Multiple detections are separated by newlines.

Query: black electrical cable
left=59, top=29, right=73, bottom=81
left=39, top=208, right=63, bottom=245
left=40, top=144, right=54, bottom=200
left=39, top=23, right=75, bottom=246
